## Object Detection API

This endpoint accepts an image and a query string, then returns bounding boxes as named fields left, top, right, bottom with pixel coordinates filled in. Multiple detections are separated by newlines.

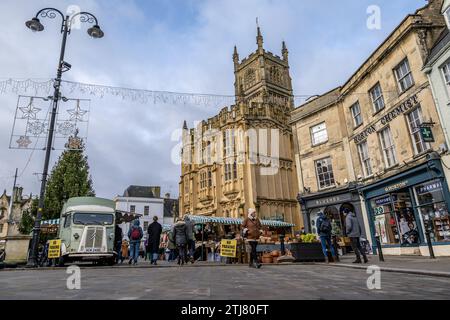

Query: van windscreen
left=73, top=213, right=114, bottom=225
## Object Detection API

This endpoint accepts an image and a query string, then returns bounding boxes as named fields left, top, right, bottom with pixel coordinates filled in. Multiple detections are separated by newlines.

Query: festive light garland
left=0, top=78, right=313, bottom=105
left=0, top=78, right=53, bottom=95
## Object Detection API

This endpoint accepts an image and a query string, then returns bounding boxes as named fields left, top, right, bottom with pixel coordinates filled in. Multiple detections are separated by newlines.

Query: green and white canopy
left=184, top=215, right=294, bottom=228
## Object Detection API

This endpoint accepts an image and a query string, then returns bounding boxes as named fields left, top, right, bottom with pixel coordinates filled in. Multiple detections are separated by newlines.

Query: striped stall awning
left=184, top=215, right=294, bottom=228
left=40, top=219, right=60, bottom=225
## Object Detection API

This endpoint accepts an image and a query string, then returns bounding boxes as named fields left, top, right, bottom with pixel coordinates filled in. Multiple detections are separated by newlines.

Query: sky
left=0, top=0, right=427, bottom=199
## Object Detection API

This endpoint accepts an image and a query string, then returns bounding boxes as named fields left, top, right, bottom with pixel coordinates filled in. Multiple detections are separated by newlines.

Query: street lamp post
left=25, top=8, right=104, bottom=267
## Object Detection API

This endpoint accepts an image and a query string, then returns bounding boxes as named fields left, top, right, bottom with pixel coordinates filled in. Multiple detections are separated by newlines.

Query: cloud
left=0, top=0, right=425, bottom=200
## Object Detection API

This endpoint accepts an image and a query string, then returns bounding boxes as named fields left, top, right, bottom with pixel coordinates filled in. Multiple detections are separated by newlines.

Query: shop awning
left=184, top=215, right=294, bottom=227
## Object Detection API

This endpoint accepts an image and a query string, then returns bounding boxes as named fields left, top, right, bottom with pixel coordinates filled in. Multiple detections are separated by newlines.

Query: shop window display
left=415, top=180, right=450, bottom=242
left=393, top=193, right=419, bottom=245
left=372, top=195, right=400, bottom=245
left=372, top=192, right=420, bottom=246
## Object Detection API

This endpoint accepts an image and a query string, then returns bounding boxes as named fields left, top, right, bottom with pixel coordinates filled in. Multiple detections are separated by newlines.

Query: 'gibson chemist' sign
left=353, top=94, right=418, bottom=143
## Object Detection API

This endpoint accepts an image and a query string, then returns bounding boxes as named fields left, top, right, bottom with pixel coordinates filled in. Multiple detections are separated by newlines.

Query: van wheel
left=107, top=257, right=115, bottom=266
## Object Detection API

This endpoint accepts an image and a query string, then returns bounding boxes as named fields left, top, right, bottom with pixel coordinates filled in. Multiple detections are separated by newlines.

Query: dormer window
left=444, top=6, right=450, bottom=29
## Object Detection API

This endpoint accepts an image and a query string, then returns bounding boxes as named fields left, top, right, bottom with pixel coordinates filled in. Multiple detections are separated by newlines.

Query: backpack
left=320, top=218, right=332, bottom=233
left=131, top=227, right=141, bottom=240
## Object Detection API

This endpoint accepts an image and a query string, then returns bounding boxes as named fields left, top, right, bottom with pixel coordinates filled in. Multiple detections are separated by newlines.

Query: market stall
left=183, top=215, right=296, bottom=263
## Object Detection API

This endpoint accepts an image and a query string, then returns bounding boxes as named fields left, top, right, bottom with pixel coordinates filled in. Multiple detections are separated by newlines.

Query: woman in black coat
left=147, top=216, right=162, bottom=265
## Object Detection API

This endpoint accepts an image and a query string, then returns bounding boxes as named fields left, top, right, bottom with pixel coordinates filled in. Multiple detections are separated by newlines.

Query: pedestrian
left=114, top=224, right=123, bottom=264
left=172, top=217, right=188, bottom=266
left=345, top=208, right=368, bottom=264
left=144, top=238, right=149, bottom=261
left=127, top=219, right=144, bottom=265
left=167, top=229, right=177, bottom=262
left=148, top=215, right=162, bottom=265
left=121, top=239, right=129, bottom=263
left=241, top=208, right=262, bottom=268
left=184, top=215, right=195, bottom=263
left=316, top=211, right=337, bottom=263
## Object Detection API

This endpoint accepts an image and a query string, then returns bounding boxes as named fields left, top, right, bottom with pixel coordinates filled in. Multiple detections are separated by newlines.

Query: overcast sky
left=0, top=0, right=426, bottom=199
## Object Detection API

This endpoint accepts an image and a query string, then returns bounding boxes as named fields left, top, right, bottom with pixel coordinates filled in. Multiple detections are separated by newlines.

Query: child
left=121, top=239, right=129, bottom=264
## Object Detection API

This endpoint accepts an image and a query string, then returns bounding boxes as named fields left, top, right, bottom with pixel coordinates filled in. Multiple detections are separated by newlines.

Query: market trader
left=241, top=208, right=263, bottom=268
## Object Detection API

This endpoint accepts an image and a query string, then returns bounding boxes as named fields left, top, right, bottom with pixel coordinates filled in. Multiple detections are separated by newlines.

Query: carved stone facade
left=179, top=29, right=301, bottom=230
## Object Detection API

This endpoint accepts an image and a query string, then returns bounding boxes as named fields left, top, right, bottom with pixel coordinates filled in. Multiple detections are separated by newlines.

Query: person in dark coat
left=317, top=211, right=336, bottom=263
left=172, top=218, right=188, bottom=266
left=345, top=208, right=368, bottom=264
left=147, top=216, right=162, bottom=265
left=184, top=215, right=195, bottom=263
left=114, top=224, right=123, bottom=264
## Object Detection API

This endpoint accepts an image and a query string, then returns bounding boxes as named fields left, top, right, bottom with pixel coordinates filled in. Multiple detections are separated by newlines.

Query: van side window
left=64, top=213, right=72, bottom=228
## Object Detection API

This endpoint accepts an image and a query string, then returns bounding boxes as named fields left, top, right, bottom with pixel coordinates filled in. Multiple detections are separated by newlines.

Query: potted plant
left=290, top=233, right=325, bottom=262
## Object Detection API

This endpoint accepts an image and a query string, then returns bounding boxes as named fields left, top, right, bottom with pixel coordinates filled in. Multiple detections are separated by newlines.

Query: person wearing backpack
left=127, top=219, right=144, bottom=265
left=172, top=218, right=188, bottom=266
left=345, top=208, right=368, bottom=264
left=316, top=211, right=336, bottom=263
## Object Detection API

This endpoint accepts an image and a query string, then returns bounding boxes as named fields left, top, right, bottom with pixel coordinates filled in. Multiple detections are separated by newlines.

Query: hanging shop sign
left=353, top=94, right=418, bottom=143
left=220, top=239, right=237, bottom=258
left=48, top=239, right=61, bottom=259
left=420, top=126, right=435, bottom=143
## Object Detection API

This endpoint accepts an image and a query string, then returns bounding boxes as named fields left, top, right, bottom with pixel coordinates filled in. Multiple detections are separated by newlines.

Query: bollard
left=375, top=235, right=384, bottom=262
left=425, top=230, right=436, bottom=259
left=332, top=235, right=340, bottom=262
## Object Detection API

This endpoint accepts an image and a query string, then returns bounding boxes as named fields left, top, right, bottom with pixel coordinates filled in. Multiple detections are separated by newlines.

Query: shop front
left=297, top=183, right=366, bottom=253
left=360, top=157, right=450, bottom=256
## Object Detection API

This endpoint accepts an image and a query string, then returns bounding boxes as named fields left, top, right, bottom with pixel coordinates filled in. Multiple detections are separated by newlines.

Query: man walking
left=242, top=208, right=262, bottom=269
left=128, top=219, right=144, bottom=265
left=184, top=215, right=195, bottom=263
left=147, top=216, right=162, bottom=265
left=316, top=211, right=336, bottom=263
left=345, top=208, right=368, bottom=263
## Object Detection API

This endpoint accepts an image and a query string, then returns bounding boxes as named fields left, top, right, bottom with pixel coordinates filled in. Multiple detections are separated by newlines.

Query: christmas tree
left=43, top=130, right=95, bottom=219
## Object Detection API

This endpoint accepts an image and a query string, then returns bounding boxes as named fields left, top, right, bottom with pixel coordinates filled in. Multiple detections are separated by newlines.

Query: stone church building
left=179, top=28, right=301, bottom=230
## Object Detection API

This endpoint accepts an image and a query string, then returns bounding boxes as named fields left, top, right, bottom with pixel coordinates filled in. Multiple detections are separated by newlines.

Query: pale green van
left=58, top=197, right=117, bottom=266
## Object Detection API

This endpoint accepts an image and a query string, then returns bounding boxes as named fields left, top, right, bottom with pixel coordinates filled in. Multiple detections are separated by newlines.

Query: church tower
left=233, top=27, right=294, bottom=111
left=179, top=27, right=302, bottom=232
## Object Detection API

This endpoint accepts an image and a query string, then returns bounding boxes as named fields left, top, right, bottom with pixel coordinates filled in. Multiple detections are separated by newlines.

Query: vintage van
left=58, top=197, right=117, bottom=265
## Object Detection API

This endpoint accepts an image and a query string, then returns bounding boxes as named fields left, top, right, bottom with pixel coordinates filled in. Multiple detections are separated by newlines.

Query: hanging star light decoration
left=18, top=98, right=41, bottom=120
left=67, top=100, right=87, bottom=121
left=26, top=120, right=47, bottom=136
left=16, top=136, right=32, bottom=148
left=57, top=121, right=76, bottom=136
